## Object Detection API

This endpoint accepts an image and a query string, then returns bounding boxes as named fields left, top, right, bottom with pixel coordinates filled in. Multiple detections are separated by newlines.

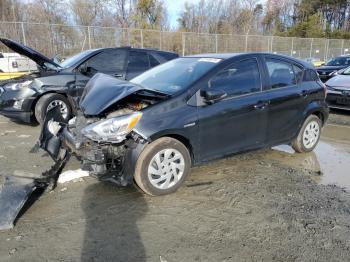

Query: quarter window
left=85, top=49, right=127, bottom=72
left=266, top=58, right=296, bottom=88
left=209, top=58, right=261, bottom=97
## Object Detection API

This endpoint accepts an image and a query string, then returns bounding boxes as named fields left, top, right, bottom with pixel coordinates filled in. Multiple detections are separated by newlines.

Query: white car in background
left=0, top=52, right=37, bottom=73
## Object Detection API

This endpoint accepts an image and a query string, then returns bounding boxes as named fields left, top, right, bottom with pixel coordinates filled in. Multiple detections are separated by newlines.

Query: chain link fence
left=1, top=21, right=350, bottom=62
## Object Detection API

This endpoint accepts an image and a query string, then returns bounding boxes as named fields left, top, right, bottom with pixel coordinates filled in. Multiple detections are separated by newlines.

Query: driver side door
left=197, top=57, right=268, bottom=162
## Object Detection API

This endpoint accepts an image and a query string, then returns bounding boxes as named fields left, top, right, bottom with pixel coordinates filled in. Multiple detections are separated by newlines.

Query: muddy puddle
left=271, top=124, right=350, bottom=191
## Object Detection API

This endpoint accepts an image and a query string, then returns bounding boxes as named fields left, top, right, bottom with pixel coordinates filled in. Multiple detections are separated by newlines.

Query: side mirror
left=200, top=88, right=227, bottom=104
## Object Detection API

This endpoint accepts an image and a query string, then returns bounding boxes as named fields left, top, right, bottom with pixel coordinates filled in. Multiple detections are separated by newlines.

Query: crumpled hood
left=80, top=73, right=144, bottom=116
left=0, top=38, right=61, bottom=70
left=326, top=74, right=350, bottom=88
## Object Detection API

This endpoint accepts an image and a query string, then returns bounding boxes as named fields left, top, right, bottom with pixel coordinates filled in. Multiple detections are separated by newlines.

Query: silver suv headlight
left=81, top=112, right=142, bottom=143
left=5, top=80, right=32, bottom=91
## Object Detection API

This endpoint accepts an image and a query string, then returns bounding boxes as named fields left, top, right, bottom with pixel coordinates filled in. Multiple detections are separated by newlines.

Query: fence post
left=245, top=35, right=248, bottom=52
left=140, top=29, right=144, bottom=48
left=215, top=34, right=218, bottom=53
left=290, top=37, right=294, bottom=56
left=21, top=22, right=26, bottom=45
left=341, top=39, right=344, bottom=55
left=270, top=36, right=274, bottom=53
left=182, top=32, right=185, bottom=56
left=87, top=26, right=91, bottom=49
left=159, top=31, right=162, bottom=50
left=309, top=38, right=314, bottom=58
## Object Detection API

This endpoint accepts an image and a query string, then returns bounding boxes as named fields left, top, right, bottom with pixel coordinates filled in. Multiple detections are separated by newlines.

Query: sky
left=164, top=0, right=201, bottom=29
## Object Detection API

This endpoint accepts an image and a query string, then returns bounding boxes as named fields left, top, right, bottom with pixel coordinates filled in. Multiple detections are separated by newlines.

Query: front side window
left=84, top=49, right=127, bottom=72
left=266, top=58, right=296, bottom=88
left=209, top=58, right=261, bottom=97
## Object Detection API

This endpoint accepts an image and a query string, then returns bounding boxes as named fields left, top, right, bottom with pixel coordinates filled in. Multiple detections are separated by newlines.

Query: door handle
left=114, top=73, right=123, bottom=78
left=254, top=101, right=268, bottom=110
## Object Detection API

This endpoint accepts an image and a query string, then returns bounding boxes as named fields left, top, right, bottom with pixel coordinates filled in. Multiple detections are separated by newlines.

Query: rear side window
left=209, top=58, right=261, bottom=97
left=128, top=51, right=150, bottom=71
left=303, top=69, right=319, bottom=81
left=157, top=52, right=178, bottom=61
left=149, top=54, right=160, bottom=67
left=85, top=49, right=127, bottom=72
left=293, top=65, right=303, bottom=83
left=266, top=58, right=296, bottom=88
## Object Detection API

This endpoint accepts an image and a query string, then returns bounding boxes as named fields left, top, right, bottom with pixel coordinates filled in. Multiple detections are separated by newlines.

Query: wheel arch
left=149, top=132, right=195, bottom=165
left=31, top=91, right=67, bottom=111
left=302, top=100, right=329, bottom=125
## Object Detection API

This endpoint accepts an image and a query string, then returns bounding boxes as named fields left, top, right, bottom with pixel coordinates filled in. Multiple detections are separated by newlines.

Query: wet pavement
left=0, top=113, right=350, bottom=261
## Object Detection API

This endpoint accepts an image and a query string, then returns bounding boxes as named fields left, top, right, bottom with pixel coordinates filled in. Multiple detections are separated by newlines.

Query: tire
left=34, top=93, right=72, bottom=124
left=134, top=137, right=191, bottom=196
left=292, top=115, right=322, bottom=153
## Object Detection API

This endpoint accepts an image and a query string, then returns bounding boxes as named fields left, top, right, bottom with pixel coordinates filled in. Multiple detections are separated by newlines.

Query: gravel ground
left=0, top=113, right=350, bottom=262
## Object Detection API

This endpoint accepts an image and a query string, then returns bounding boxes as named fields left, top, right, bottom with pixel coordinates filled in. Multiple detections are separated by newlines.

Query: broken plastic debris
left=57, top=169, right=89, bottom=184
left=47, top=119, right=61, bottom=136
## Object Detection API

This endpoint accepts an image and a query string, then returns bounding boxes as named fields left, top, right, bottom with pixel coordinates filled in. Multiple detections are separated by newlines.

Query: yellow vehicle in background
left=0, top=72, right=27, bottom=80
left=305, top=57, right=325, bottom=67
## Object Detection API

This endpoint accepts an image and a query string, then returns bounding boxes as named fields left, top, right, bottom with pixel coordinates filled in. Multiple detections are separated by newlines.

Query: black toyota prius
left=40, top=53, right=328, bottom=196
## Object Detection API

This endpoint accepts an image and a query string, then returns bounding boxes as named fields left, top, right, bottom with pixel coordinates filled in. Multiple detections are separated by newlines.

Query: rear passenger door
left=126, top=51, right=153, bottom=80
left=263, top=56, right=306, bottom=145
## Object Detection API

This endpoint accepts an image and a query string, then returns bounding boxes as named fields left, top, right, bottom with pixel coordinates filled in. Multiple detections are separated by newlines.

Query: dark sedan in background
left=325, top=66, right=350, bottom=110
left=317, top=55, right=350, bottom=82
left=0, top=38, right=178, bottom=123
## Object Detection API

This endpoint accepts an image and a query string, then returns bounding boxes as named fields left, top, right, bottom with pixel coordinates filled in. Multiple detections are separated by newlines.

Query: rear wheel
left=34, top=93, right=72, bottom=124
left=134, top=137, right=191, bottom=196
left=292, top=115, right=322, bottom=153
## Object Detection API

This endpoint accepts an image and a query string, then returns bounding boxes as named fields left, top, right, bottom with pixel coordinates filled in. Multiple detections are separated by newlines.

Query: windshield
left=130, top=57, right=222, bottom=94
left=326, top=57, right=350, bottom=66
left=60, top=50, right=97, bottom=68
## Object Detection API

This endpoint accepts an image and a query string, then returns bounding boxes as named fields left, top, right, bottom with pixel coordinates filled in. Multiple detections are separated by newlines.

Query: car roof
left=94, top=47, right=177, bottom=55
left=186, top=52, right=313, bottom=69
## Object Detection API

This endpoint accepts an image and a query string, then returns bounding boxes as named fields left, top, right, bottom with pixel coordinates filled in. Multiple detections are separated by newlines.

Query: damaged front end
left=39, top=73, right=168, bottom=186
left=0, top=73, right=167, bottom=230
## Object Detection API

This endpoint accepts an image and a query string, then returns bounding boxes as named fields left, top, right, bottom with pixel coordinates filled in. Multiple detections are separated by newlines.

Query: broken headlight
left=81, top=112, right=142, bottom=143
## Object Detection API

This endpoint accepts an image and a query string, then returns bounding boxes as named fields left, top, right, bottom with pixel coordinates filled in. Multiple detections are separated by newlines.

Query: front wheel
left=134, top=137, right=191, bottom=196
left=292, top=115, right=322, bottom=153
left=34, top=93, right=72, bottom=124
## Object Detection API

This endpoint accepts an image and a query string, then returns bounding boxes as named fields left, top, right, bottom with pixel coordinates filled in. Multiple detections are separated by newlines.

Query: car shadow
left=9, top=118, right=39, bottom=126
left=81, top=181, right=147, bottom=262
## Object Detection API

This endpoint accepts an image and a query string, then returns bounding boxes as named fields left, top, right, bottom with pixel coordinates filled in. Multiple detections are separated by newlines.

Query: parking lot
left=0, top=112, right=349, bottom=261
